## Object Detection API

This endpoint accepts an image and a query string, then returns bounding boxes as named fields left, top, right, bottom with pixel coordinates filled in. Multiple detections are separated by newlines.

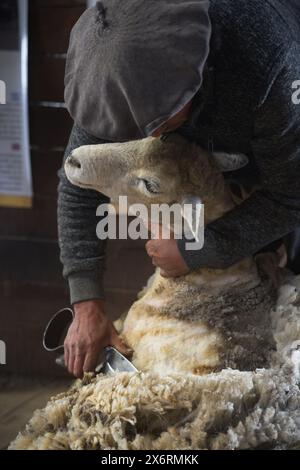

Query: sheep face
left=65, top=134, right=234, bottom=223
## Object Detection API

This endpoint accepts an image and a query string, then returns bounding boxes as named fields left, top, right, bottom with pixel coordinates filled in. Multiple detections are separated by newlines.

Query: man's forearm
left=58, top=124, right=110, bottom=305
left=178, top=189, right=300, bottom=271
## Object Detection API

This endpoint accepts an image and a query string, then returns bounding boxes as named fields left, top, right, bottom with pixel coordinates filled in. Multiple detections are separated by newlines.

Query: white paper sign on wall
left=0, top=0, right=32, bottom=208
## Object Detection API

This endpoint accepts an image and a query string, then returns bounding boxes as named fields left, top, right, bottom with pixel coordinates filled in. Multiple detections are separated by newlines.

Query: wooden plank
left=0, top=281, right=69, bottom=376
left=31, top=150, right=63, bottom=197
left=0, top=240, right=62, bottom=284
left=29, top=106, right=73, bottom=150
left=0, top=237, right=152, bottom=290
left=1, top=324, right=68, bottom=377
left=29, top=4, right=85, bottom=54
left=29, top=57, right=66, bottom=103
left=37, top=0, right=86, bottom=6
left=0, top=195, right=58, bottom=239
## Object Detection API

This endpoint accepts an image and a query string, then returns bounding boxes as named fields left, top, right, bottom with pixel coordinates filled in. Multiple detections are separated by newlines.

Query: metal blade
left=100, top=346, right=137, bottom=374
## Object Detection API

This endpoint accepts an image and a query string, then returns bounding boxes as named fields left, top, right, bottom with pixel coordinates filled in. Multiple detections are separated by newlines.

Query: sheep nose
left=67, top=154, right=81, bottom=169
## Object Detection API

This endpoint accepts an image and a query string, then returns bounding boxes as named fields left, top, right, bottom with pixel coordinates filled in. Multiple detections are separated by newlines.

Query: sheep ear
left=212, top=152, right=249, bottom=172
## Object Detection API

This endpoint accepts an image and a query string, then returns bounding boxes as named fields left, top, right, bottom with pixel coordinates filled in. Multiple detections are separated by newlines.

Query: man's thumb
left=110, top=329, right=133, bottom=357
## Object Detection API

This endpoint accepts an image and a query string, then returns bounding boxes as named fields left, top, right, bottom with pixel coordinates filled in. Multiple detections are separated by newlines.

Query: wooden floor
left=0, top=375, right=72, bottom=449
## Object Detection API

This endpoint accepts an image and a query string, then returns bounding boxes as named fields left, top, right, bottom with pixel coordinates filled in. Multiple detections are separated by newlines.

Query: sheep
left=9, top=134, right=300, bottom=450
left=63, top=134, right=276, bottom=374
left=9, top=276, right=300, bottom=449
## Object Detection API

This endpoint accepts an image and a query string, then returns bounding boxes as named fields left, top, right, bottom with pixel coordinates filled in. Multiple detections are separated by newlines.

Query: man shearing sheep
left=58, top=0, right=300, bottom=377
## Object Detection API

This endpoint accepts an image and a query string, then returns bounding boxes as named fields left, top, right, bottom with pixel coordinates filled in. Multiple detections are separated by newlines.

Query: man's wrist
left=68, top=270, right=105, bottom=305
left=176, top=229, right=223, bottom=271
left=74, top=299, right=106, bottom=317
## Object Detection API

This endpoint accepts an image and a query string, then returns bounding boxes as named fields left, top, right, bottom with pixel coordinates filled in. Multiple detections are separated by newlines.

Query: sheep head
left=65, top=134, right=245, bottom=223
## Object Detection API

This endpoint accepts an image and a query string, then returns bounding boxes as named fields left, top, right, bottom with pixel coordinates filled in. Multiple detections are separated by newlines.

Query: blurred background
left=0, top=0, right=152, bottom=448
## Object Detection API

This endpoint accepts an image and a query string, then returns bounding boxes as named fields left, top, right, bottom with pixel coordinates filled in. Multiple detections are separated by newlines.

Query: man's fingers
left=147, top=221, right=161, bottom=239
left=160, top=269, right=173, bottom=278
left=64, top=344, right=69, bottom=370
left=148, top=222, right=173, bottom=239
left=151, top=256, right=159, bottom=267
left=73, top=354, right=85, bottom=378
left=160, top=268, right=182, bottom=278
left=255, top=253, right=282, bottom=289
left=152, top=257, right=173, bottom=272
left=110, top=330, right=133, bottom=357
left=152, top=257, right=175, bottom=272
left=145, top=240, right=157, bottom=257
left=67, top=353, right=75, bottom=376
left=83, top=353, right=98, bottom=373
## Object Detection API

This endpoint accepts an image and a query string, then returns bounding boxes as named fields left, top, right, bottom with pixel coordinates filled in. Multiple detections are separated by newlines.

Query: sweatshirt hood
left=64, top=0, right=211, bottom=141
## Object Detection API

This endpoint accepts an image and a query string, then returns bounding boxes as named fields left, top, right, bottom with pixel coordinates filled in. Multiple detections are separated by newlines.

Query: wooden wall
left=0, top=0, right=152, bottom=376
left=0, top=0, right=82, bottom=282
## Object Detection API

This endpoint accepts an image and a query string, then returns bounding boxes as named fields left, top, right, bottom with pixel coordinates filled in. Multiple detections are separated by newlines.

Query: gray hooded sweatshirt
left=58, top=0, right=300, bottom=305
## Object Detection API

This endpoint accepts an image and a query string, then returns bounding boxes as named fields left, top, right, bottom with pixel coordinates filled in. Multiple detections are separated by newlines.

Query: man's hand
left=146, top=238, right=190, bottom=277
left=64, top=299, right=132, bottom=378
left=255, top=251, right=283, bottom=289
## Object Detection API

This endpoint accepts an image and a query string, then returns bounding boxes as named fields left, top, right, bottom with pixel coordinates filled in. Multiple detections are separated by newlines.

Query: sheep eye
left=141, top=179, right=161, bottom=194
